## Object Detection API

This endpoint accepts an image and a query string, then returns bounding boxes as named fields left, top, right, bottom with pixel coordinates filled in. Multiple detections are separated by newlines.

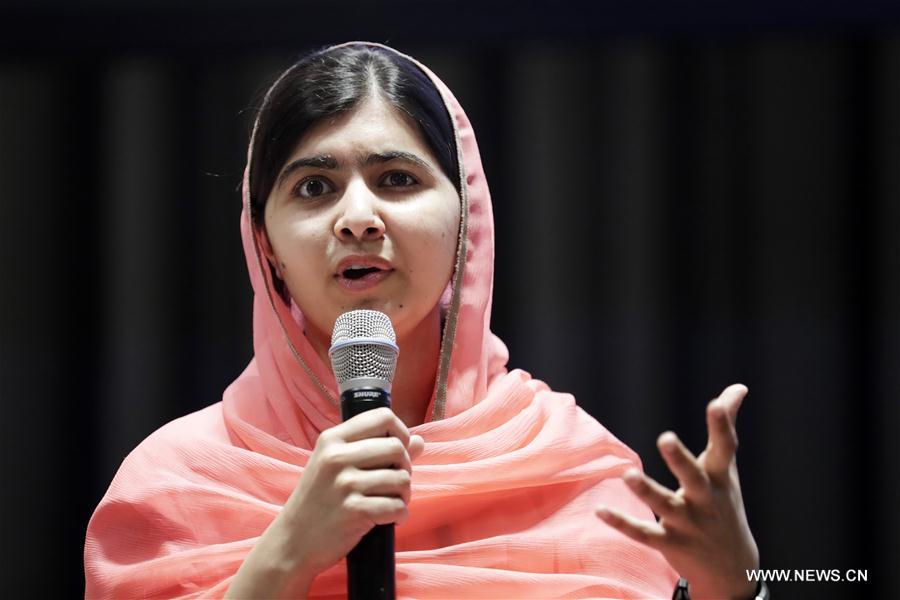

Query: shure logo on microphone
left=353, top=390, right=381, bottom=399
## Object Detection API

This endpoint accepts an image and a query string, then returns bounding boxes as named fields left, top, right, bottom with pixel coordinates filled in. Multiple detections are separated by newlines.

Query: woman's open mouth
left=342, top=266, right=381, bottom=280
left=335, top=258, right=394, bottom=292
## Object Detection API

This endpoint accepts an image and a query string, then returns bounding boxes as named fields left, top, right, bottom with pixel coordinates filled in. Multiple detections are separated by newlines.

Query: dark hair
left=248, top=43, right=460, bottom=226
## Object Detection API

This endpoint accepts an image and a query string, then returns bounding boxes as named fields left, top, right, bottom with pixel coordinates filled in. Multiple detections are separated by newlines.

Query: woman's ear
left=256, top=222, right=292, bottom=304
left=256, top=223, right=283, bottom=279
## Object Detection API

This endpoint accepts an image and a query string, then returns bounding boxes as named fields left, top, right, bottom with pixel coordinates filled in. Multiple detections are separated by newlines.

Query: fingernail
left=596, top=506, right=610, bottom=519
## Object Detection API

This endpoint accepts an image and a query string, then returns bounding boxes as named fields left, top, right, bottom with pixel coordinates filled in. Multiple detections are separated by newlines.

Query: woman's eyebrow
left=276, top=150, right=434, bottom=190
left=276, top=155, right=338, bottom=190
left=364, top=151, right=434, bottom=173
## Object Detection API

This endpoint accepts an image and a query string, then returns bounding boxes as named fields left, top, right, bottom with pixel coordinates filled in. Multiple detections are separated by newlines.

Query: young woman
left=85, top=42, right=761, bottom=599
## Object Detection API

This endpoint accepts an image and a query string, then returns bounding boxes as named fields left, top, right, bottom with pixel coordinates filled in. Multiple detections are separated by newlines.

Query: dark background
left=1, top=1, right=897, bottom=597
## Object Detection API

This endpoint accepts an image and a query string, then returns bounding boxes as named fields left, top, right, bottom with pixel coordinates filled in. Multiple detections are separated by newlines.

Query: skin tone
left=226, top=95, right=458, bottom=598
left=259, top=95, right=460, bottom=428
left=227, top=92, right=759, bottom=599
left=226, top=408, right=425, bottom=598
left=596, top=384, right=760, bottom=599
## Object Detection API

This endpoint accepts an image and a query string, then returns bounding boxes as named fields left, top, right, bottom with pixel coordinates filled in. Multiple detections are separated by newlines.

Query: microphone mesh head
left=329, top=310, right=398, bottom=388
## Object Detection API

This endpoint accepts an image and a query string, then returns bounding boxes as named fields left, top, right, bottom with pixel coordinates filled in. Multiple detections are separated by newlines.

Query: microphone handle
left=341, top=387, right=396, bottom=600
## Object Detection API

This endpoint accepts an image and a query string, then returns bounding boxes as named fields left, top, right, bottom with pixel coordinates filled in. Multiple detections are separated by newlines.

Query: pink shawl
left=84, top=42, right=678, bottom=598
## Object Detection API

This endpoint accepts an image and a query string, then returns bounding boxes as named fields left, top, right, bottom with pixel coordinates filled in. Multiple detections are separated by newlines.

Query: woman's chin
left=296, top=292, right=440, bottom=346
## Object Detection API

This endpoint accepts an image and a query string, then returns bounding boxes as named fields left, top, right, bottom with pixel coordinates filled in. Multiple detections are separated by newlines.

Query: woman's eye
left=294, top=177, right=334, bottom=199
left=381, top=172, right=417, bottom=188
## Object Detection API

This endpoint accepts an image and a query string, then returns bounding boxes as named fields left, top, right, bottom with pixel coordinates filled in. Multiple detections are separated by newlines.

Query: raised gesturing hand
left=596, top=384, right=759, bottom=600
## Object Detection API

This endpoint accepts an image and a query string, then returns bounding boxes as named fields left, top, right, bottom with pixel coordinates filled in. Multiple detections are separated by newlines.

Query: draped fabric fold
left=85, top=41, right=677, bottom=598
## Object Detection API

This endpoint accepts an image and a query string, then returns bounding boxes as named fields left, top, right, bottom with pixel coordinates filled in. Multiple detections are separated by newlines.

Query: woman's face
left=260, top=96, right=460, bottom=349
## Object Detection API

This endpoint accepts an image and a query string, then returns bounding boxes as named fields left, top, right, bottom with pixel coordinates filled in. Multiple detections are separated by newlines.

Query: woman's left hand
left=595, top=384, right=760, bottom=600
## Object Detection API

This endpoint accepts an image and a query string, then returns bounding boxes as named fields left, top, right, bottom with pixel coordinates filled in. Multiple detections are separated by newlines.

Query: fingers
left=333, top=407, right=411, bottom=447
left=330, top=436, right=413, bottom=472
left=337, top=468, right=412, bottom=504
left=408, top=435, right=425, bottom=461
left=318, top=409, right=423, bottom=465
left=658, top=432, right=708, bottom=497
left=595, top=505, right=667, bottom=549
left=705, top=401, right=737, bottom=475
left=345, top=493, right=409, bottom=526
left=622, top=468, right=685, bottom=520
left=599, top=384, right=754, bottom=581
left=719, top=383, right=748, bottom=423
left=705, top=384, right=748, bottom=476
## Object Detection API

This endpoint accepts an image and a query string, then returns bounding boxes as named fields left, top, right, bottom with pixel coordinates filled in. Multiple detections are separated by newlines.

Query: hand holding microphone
left=276, top=408, right=422, bottom=592
left=228, top=310, right=421, bottom=599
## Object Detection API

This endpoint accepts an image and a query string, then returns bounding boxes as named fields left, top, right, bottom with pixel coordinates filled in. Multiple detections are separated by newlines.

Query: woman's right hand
left=226, top=407, right=425, bottom=599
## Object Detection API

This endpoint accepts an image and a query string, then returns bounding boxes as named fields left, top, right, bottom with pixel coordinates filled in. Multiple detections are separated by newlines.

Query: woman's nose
left=333, top=180, right=385, bottom=242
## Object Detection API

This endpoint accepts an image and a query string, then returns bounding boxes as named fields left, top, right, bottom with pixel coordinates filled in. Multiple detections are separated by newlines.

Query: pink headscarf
left=84, top=42, right=678, bottom=598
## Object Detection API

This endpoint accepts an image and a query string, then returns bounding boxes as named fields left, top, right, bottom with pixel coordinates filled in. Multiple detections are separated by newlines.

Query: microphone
left=329, top=309, right=400, bottom=600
